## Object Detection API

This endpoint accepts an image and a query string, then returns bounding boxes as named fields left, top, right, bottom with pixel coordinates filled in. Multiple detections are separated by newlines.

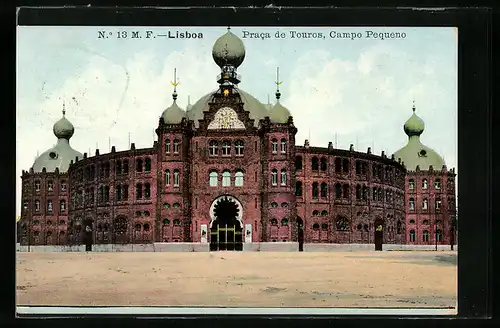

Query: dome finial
left=275, top=67, right=282, bottom=100
left=62, top=99, right=66, bottom=116
left=412, top=98, right=416, bottom=112
left=170, top=68, right=179, bottom=101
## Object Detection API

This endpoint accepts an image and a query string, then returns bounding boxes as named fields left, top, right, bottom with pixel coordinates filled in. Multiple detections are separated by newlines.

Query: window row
left=33, top=180, right=67, bottom=192
left=30, top=219, right=66, bottom=226
left=208, top=140, right=244, bottom=156
left=408, top=198, right=442, bottom=210
left=162, top=202, right=181, bottom=209
left=270, top=202, right=289, bottom=208
left=31, top=199, right=66, bottom=213
left=271, top=169, right=288, bottom=186
left=271, top=138, right=288, bottom=154
left=408, top=219, right=443, bottom=225
left=409, top=178, right=441, bottom=190
left=162, top=218, right=181, bottom=226
left=295, top=181, right=402, bottom=203
left=164, top=169, right=181, bottom=186
left=408, top=229, right=443, bottom=242
left=295, top=156, right=328, bottom=171
left=134, top=223, right=151, bottom=231
left=165, top=139, right=181, bottom=154
left=209, top=170, right=245, bottom=187
left=270, top=218, right=289, bottom=226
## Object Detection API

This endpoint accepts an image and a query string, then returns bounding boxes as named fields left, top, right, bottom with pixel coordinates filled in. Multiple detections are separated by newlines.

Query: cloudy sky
left=16, top=26, right=457, bottom=215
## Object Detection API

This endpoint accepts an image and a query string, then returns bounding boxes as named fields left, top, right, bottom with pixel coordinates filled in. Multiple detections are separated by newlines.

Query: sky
left=16, top=26, right=458, bottom=216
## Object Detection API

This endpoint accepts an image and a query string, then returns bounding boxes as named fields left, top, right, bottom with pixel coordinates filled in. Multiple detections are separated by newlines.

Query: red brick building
left=17, top=30, right=456, bottom=250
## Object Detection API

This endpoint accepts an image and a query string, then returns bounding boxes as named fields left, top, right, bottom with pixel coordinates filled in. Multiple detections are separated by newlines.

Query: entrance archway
left=209, top=196, right=243, bottom=251
left=374, top=218, right=384, bottom=251
left=83, top=218, right=93, bottom=252
left=297, top=217, right=304, bottom=252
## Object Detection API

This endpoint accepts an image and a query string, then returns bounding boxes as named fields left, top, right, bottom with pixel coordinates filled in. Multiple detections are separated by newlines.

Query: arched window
left=342, top=184, right=349, bottom=199
left=165, top=139, right=171, bottom=153
left=377, top=188, right=382, bottom=201
left=396, top=220, right=402, bottom=234
left=281, top=218, right=288, bottom=226
left=122, top=160, right=129, bottom=174
left=116, top=185, right=122, bottom=201
left=136, top=183, right=142, bottom=199
left=209, top=140, right=218, bottom=156
left=136, top=158, right=143, bottom=172
left=362, top=186, right=368, bottom=200
left=116, top=160, right=122, bottom=175
left=312, top=157, right=319, bottom=171
left=271, top=169, right=278, bottom=186
left=422, top=198, right=428, bottom=210
left=271, top=139, right=278, bottom=153
left=321, top=210, right=328, bottom=216
left=313, top=223, right=320, bottom=230
left=173, top=139, right=180, bottom=154
left=280, top=138, right=287, bottom=153
left=434, top=179, right=441, bottom=189
left=60, top=200, right=66, bottom=212
left=295, top=181, right=303, bottom=196
left=320, top=158, right=327, bottom=171
left=164, top=169, right=171, bottom=185
left=356, top=185, right=361, bottom=199
left=356, top=161, right=362, bottom=174
left=280, top=169, right=287, bottom=186
left=335, top=183, right=342, bottom=198
left=173, top=169, right=180, bottom=186
left=312, top=210, right=319, bottom=216
left=281, top=202, right=288, bottom=208
left=135, top=211, right=142, bottom=217
left=235, top=140, right=244, bottom=156
left=342, top=158, right=349, bottom=173
left=409, top=179, right=415, bottom=190
left=104, top=186, right=110, bottom=202
left=222, top=170, right=231, bottom=187
left=435, top=198, right=442, bottom=210
left=320, top=182, right=327, bottom=198
left=409, top=198, right=415, bottom=210
left=436, top=229, right=443, bottom=242
left=47, top=200, right=53, bottom=212
left=144, top=224, right=150, bottom=231
left=209, top=170, right=218, bottom=187
left=409, top=219, right=416, bottom=224
left=163, top=219, right=170, bottom=225
left=235, top=170, right=244, bottom=187
left=312, top=182, right=319, bottom=199
left=295, top=156, right=303, bottom=170
left=335, top=158, right=342, bottom=173
left=423, top=219, right=429, bottom=225
left=173, top=219, right=181, bottom=226
left=321, top=223, right=328, bottom=231
left=222, top=140, right=231, bottom=156
left=144, top=158, right=151, bottom=172
left=271, top=202, right=278, bottom=208
left=409, top=229, right=416, bottom=242
left=422, top=179, right=428, bottom=189
left=385, top=189, right=389, bottom=202
left=423, top=230, right=429, bottom=242
left=372, top=187, right=377, bottom=201
left=144, top=183, right=151, bottom=199
left=271, top=219, right=278, bottom=226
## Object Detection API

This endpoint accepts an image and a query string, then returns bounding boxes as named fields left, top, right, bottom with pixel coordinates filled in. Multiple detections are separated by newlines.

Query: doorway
left=374, top=219, right=383, bottom=251
left=210, top=196, right=243, bottom=251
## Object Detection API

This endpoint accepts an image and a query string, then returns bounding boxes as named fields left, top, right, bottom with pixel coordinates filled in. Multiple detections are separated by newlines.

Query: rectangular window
left=60, top=181, right=66, bottom=191
left=174, top=170, right=180, bottom=186
left=60, top=200, right=66, bottom=212
left=436, top=199, right=441, bottom=210
left=35, top=181, right=40, bottom=191
left=47, top=200, right=53, bottom=212
left=47, top=181, right=54, bottom=191
left=173, top=140, right=180, bottom=154
left=280, top=139, right=287, bottom=153
left=35, top=200, right=40, bottom=211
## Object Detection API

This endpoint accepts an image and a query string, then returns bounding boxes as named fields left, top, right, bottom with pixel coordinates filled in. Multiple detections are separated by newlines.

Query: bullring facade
left=17, top=29, right=457, bottom=250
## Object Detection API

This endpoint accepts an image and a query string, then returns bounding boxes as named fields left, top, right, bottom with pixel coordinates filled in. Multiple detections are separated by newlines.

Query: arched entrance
left=209, top=196, right=243, bottom=251
left=374, top=218, right=384, bottom=251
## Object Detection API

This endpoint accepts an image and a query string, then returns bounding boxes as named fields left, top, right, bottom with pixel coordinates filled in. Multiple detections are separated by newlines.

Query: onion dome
left=394, top=102, right=445, bottom=171
left=32, top=104, right=83, bottom=173
left=161, top=68, right=186, bottom=124
left=212, top=28, right=246, bottom=69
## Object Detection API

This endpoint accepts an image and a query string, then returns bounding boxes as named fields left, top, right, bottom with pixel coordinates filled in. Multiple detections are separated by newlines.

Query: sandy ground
left=16, top=251, right=457, bottom=308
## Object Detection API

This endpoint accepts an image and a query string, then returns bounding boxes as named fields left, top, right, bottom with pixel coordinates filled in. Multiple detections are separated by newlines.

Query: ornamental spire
left=170, top=68, right=179, bottom=101
left=62, top=99, right=66, bottom=116
left=275, top=67, right=282, bottom=100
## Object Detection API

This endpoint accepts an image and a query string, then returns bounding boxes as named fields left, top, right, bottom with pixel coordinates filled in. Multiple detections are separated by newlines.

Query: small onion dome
left=212, top=30, right=246, bottom=69
left=269, top=100, right=292, bottom=123
left=53, top=115, right=75, bottom=140
left=403, top=110, right=425, bottom=137
left=161, top=98, right=186, bottom=124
